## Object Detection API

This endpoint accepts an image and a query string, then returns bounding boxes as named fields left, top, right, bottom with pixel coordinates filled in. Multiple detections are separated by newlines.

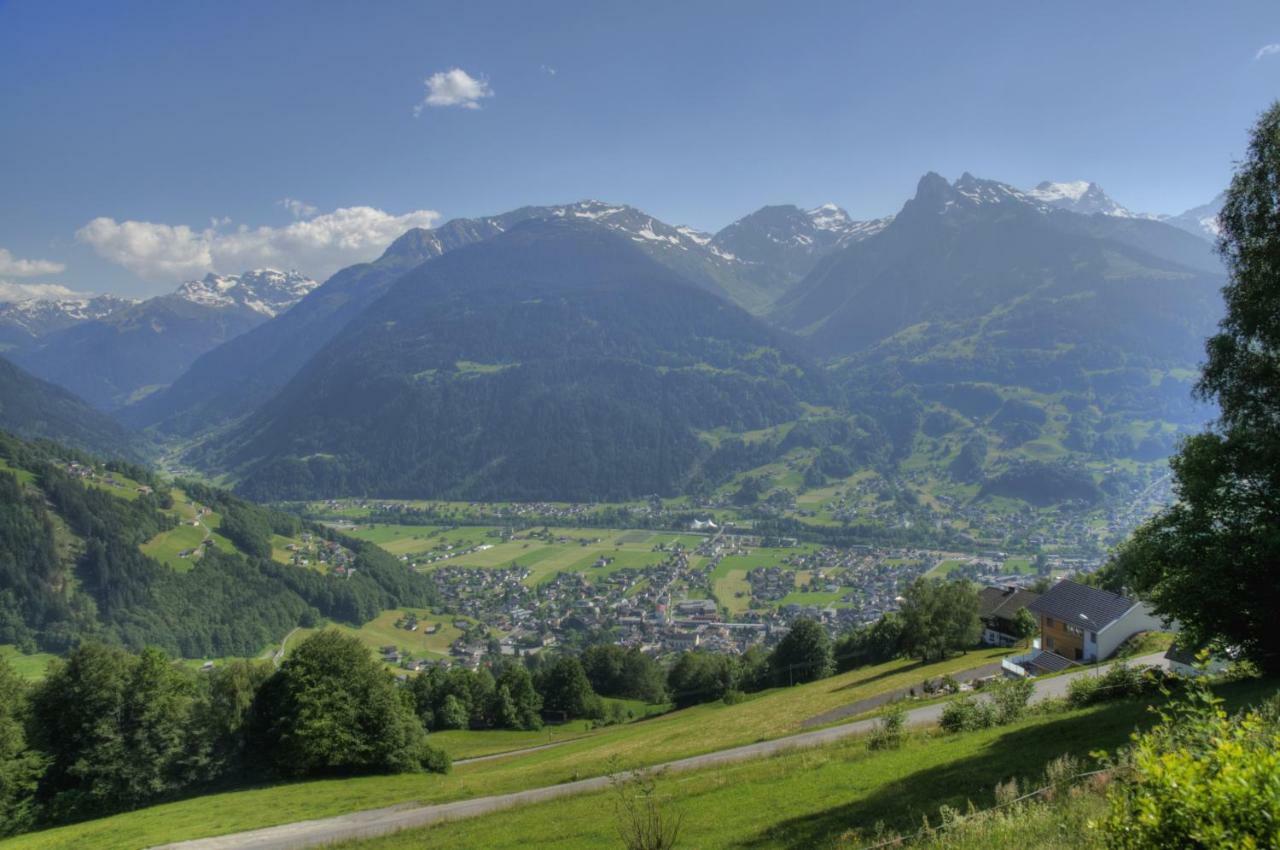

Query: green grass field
left=0, top=645, right=56, bottom=681
left=284, top=609, right=477, bottom=663
left=0, top=649, right=1017, bottom=850
left=347, top=524, right=710, bottom=587
left=927, top=558, right=971, bottom=578
left=19, top=675, right=1272, bottom=850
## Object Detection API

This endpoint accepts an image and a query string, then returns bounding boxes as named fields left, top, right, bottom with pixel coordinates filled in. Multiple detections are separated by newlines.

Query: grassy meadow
left=1, top=649, right=1016, bottom=850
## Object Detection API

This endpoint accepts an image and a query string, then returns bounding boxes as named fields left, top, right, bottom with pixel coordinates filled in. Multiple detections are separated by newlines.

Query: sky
left=1, top=0, right=1278, bottom=298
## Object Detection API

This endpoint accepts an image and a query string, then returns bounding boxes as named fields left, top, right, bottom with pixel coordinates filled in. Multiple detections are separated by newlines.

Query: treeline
left=666, top=578, right=982, bottom=707
left=406, top=644, right=668, bottom=731
left=0, top=631, right=447, bottom=836
left=0, top=432, right=439, bottom=657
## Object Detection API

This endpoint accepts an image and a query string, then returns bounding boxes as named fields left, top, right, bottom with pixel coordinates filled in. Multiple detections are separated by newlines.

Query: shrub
left=940, top=695, right=995, bottom=733
left=868, top=701, right=907, bottom=750
left=1066, top=663, right=1163, bottom=708
left=989, top=676, right=1035, bottom=724
left=609, top=764, right=683, bottom=850
left=1101, top=682, right=1280, bottom=848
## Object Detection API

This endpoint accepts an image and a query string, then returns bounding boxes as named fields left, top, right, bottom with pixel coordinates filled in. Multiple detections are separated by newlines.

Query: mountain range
left=0, top=175, right=1228, bottom=504
left=8, top=269, right=316, bottom=410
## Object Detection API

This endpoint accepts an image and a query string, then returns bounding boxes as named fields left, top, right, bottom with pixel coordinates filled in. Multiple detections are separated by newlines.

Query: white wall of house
left=1093, top=602, right=1167, bottom=662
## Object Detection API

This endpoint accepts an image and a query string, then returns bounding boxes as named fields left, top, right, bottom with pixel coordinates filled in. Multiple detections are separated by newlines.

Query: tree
left=191, top=659, right=275, bottom=781
left=536, top=656, right=602, bottom=720
left=581, top=645, right=666, bottom=703
left=770, top=618, right=833, bottom=686
left=833, top=613, right=902, bottom=671
left=1010, top=607, right=1038, bottom=647
left=897, top=578, right=980, bottom=663
left=0, top=659, right=41, bottom=835
left=665, top=652, right=740, bottom=707
left=492, top=662, right=542, bottom=730
left=250, top=630, right=446, bottom=777
left=1112, top=102, right=1280, bottom=673
left=29, top=644, right=198, bottom=820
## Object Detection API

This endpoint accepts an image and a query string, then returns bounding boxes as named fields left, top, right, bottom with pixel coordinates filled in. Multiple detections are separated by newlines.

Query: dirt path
left=151, top=653, right=1170, bottom=850
left=272, top=628, right=300, bottom=668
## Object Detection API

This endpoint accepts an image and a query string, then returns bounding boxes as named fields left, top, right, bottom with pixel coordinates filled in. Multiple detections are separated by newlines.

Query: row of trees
left=667, top=577, right=984, bottom=708
left=0, top=630, right=450, bottom=836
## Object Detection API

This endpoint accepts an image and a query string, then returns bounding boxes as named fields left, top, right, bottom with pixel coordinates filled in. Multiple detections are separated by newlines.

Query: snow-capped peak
left=175, top=268, right=318, bottom=317
left=806, top=202, right=853, bottom=232
left=1025, top=180, right=1136, bottom=218
left=0, top=293, right=137, bottom=337
left=1027, top=180, right=1092, bottom=203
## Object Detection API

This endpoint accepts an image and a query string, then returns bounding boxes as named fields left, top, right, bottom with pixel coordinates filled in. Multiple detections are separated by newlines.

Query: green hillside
left=0, top=431, right=437, bottom=659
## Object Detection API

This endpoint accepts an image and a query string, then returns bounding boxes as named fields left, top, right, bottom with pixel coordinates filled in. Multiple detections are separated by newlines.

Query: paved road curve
left=152, top=653, right=1169, bottom=850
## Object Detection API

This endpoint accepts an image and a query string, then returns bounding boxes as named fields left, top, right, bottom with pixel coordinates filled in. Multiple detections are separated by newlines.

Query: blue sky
left=2, top=0, right=1278, bottom=297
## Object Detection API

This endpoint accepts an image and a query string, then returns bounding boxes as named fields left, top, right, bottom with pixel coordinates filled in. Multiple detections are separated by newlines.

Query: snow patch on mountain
left=0, top=294, right=137, bottom=338
left=175, top=269, right=318, bottom=317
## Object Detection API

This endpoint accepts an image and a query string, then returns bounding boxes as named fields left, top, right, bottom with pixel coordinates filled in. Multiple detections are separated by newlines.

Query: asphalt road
left=152, top=652, right=1169, bottom=850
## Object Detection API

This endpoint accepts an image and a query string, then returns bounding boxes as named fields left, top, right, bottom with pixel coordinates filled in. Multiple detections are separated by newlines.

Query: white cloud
left=414, top=68, right=493, bottom=114
left=540, top=64, right=557, bottom=76
left=0, top=248, right=66, bottom=277
left=280, top=198, right=318, bottom=219
left=0, top=280, right=88, bottom=303
left=1256, top=43, right=1280, bottom=60
left=77, top=205, right=442, bottom=283
left=76, top=218, right=213, bottom=281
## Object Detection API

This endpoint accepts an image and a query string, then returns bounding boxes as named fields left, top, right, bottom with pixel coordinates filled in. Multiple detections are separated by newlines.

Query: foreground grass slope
left=2, top=649, right=1010, bottom=850
left=324, top=678, right=1276, bottom=850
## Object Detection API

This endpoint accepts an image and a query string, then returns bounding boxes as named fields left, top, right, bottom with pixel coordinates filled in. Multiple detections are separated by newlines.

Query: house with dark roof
left=1026, top=580, right=1166, bottom=664
left=977, top=585, right=1040, bottom=647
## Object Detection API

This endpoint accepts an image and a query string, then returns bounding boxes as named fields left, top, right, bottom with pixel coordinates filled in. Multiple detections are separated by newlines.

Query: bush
left=989, top=676, right=1035, bottom=724
left=609, top=764, right=683, bottom=850
left=868, top=701, right=907, bottom=750
left=940, top=695, right=995, bottom=733
left=1101, top=683, right=1280, bottom=848
left=1066, top=663, right=1165, bottom=708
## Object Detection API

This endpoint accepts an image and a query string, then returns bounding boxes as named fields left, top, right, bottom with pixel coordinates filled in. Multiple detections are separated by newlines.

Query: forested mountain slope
left=0, top=356, right=141, bottom=461
left=198, top=218, right=832, bottom=501
left=0, top=432, right=436, bottom=657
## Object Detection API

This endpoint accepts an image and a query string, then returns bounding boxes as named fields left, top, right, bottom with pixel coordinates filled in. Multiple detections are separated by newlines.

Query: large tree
left=0, top=659, right=41, bottom=836
left=1113, top=102, right=1280, bottom=673
left=28, top=644, right=199, bottom=821
left=897, top=578, right=980, bottom=663
left=770, top=617, right=834, bottom=685
left=250, top=630, right=447, bottom=776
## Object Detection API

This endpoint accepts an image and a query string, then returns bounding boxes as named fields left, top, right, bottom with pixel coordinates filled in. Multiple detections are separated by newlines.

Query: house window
left=1045, top=617, right=1054, bottom=628
left=1089, top=631, right=1097, bottom=643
